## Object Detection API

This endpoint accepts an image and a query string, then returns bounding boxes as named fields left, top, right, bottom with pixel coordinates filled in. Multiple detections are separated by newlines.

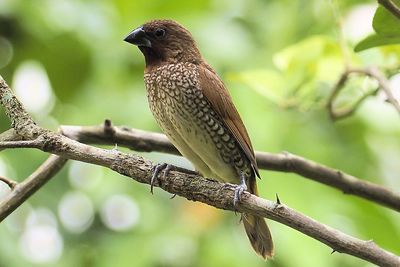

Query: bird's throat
left=139, top=46, right=164, bottom=69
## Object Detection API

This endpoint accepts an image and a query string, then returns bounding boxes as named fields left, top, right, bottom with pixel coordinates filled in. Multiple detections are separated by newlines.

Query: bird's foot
left=150, top=163, right=172, bottom=194
left=233, top=172, right=247, bottom=207
left=111, top=143, right=119, bottom=152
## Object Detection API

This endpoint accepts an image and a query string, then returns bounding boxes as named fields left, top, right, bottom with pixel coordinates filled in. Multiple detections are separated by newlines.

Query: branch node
left=281, top=151, right=294, bottom=170
left=0, top=176, right=18, bottom=190
left=103, top=119, right=116, bottom=136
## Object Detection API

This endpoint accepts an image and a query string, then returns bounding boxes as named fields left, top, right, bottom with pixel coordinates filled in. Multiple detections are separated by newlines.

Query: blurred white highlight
left=12, top=61, right=55, bottom=115
left=68, top=161, right=103, bottom=191
left=100, top=194, right=140, bottom=231
left=343, top=4, right=375, bottom=42
left=20, top=208, right=63, bottom=264
left=388, top=73, right=400, bottom=100
left=58, top=191, right=94, bottom=233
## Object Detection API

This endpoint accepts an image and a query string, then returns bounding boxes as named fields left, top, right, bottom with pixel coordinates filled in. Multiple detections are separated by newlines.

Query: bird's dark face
left=124, top=20, right=201, bottom=66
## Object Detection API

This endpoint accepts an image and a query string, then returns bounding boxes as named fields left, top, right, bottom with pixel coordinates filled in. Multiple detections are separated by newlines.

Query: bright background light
left=100, top=194, right=140, bottom=231
left=58, top=191, right=94, bottom=234
left=12, top=60, right=55, bottom=115
left=19, top=208, right=63, bottom=264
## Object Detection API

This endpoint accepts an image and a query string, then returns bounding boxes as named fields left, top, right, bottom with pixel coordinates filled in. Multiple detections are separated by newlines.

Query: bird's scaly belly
left=145, top=63, right=251, bottom=184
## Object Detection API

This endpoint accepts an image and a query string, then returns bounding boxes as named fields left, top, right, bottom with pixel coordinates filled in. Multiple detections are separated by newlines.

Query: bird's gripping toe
left=150, top=163, right=172, bottom=194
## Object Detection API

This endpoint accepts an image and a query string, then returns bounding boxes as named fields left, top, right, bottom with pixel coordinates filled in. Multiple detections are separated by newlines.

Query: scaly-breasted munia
left=124, top=19, right=273, bottom=259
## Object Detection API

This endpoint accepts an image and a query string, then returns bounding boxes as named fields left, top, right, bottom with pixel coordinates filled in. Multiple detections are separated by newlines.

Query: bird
left=124, top=19, right=274, bottom=259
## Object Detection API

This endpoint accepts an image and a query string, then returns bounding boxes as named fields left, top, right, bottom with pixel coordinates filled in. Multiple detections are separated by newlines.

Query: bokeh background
left=0, top=0, right=399, bottom=266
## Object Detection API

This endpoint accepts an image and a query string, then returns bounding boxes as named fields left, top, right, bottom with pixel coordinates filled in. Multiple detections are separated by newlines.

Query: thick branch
left=0, top=129, right=22, bottom=142
left=0, top=77, right=42, bottom=138
left=1, top=76, right=399, bottom=266
left=1, top=133, right=399, bottom=266
left=0, top=155, right=67, bottom=221
left=60, top=122, right=400, bottom=212
left=60, top=120, right=179, bottom=154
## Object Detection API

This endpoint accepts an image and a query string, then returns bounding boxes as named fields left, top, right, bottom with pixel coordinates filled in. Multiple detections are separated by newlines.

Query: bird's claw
left=111, top=143, right=119, bottom=152
left=233, top=171, right=247, bottom=207
left=150, top=163, right=172, bottom=194
left=233, top=183, right=247, bottom=207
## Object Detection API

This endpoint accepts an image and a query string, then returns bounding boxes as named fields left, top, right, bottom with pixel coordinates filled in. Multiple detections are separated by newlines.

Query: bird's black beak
left=124, top=27, right=152, bottom=47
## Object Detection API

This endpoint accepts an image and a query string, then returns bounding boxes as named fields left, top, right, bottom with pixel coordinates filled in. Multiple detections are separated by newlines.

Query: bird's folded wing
left=198, top=64, right=260, bottom=179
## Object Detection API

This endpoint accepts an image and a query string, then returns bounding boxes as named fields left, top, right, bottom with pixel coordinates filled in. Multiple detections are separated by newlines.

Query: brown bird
left=124, top=19, right=274, bottom=259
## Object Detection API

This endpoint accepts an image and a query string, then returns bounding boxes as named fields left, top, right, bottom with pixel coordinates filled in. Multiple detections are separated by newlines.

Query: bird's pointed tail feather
left=242, top=213, right=274, bottom=259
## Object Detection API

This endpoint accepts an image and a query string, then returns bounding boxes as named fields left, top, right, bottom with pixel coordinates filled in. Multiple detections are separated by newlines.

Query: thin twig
left=378, top=0, right=400, bottom=20
left=61, top=121, right=400, bottom=212
left=327, top=67, right=400, bottom=120
left=331, top=88, right=379, bottom=119
left=0, top=176, right=18, bottom=189
left=0, top=155, right=67, bottom=222
left=360, top=67, right=400, bottom=113
left=0, top=139, right=42, bottom=149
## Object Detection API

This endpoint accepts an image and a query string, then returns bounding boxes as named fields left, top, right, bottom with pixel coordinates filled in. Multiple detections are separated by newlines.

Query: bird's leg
left=150, top=163, right=173, bottom=194
left=162, top=164, right=177, bottom=199
left=233, top=171, right=247, bottom=207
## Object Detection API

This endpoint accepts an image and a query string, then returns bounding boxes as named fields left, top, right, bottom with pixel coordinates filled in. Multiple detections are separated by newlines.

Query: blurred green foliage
left=356, top=0, right=400, bottom=51
left=0, top=0, right=399, bottom=267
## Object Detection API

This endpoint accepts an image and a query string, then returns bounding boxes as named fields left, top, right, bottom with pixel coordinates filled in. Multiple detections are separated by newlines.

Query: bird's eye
left=154, top=28, right=166, bottom=39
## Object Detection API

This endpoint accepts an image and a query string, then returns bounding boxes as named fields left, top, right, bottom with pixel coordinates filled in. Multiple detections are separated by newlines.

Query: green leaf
left=355, top=2, right=400, bottom=52
left=230, top=70, right=286, bottom=104
left=373, top=5, right=400, bottom=35
left=355, top=34, right=400, bottom=52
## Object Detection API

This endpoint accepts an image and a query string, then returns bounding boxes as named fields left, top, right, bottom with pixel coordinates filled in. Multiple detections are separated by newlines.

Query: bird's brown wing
left=198, top=64, right=260, bottom=180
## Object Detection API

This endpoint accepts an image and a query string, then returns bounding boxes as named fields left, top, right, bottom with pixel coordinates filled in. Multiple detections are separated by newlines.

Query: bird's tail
left=242, top=213, right=274, bottom=259
left=243, top=179, right=274, bottom=259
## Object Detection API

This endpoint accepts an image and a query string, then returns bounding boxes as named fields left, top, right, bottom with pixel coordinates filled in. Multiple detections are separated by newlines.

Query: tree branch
left=0, top=129, right=24, bottom=151
left=0, top=176, right=18, bottom=189
left=361, top=67, right=400, bottom=113
left=0, top=155, right=68, bottom=222
left=60, top=121, right=400, bottom=212
left=0, top=139, right=42, bottom=149
left=0, top=129, right=22, bottom=141
left=378, top=0, right=400, bottom=20
left=327, top=67, right=400, bottom=121
left=1, top=131, right=399, bottom=266
left=1, top=76, right=399, bottom=266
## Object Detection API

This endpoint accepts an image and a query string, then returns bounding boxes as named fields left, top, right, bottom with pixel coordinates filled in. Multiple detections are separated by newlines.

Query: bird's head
left=124, top=20, right=202, bottom=67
